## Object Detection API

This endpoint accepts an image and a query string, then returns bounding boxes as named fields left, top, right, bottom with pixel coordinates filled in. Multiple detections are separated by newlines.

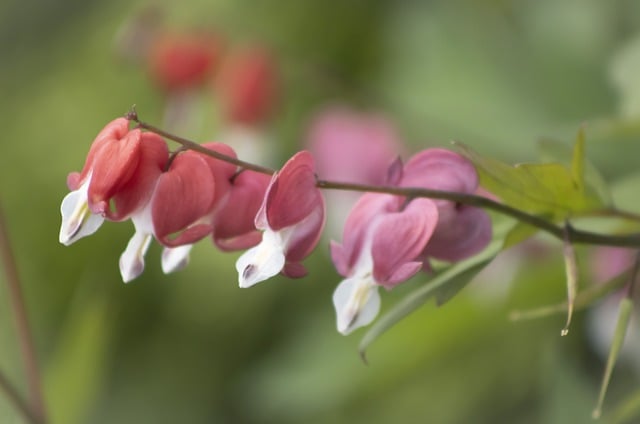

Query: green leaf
left=359, top=240, right=502, bottom=358
left=571, top=126, right=586, bottom=193
left=456, top=141, right=608, bottom=220
left=537, top=132, right=612, bottom=206
left=593, top=297, right=634, bottom=420
left=503, top=221, right=539, bottom=249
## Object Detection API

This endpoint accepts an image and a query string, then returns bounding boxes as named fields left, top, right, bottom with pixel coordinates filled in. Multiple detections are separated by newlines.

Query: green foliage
left=456, top=129, right=611, bottom=220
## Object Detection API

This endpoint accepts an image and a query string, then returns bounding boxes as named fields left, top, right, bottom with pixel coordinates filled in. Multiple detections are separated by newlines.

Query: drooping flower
left=120, top=142, right=237, bottom=282
left=331, top=194, right=438, bottom=334
left=214, top=46, right=278, bottom=127
left=235, top=151, right=325, bottom=288
left=59, top=118, right=169, bottom=246
left=330, top=148, right=492, bottom=334
left=400, top=148, right=492, bottom=264
left=148, top=31, right=223, bottom=92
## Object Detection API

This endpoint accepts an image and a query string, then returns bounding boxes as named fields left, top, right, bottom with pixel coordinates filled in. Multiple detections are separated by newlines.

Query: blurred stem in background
left=0, top=202, right=47, bottom=424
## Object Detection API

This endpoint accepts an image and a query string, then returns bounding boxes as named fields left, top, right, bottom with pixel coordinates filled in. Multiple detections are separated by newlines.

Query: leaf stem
left=0, top=203, right=47, bottom=424
left=125, top=110, right=640, bottom=249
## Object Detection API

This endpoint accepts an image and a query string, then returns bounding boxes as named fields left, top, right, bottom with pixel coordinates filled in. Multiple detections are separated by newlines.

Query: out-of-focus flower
left=148, top=32, right=223, bottom=93
left=59, top=118, right=169, bottom=246
left=331, top=194, right=438, bottom=334
left=214, top=46, right=278, bottom=127
left=305, top=106, right=404, bottom=237
left=236, top=151, right=325, bottom=288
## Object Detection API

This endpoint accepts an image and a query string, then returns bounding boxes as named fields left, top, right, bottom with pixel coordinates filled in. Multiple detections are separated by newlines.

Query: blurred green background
left=2, top=0, right=640, bottom=423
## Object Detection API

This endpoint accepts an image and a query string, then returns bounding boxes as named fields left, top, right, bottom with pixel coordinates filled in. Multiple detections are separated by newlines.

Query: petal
left=213, top=170, right=271, bottom=251
left=333, top=193, right=401, bottom=276
left=88, top=128, right=143, bottom=214
left=423, top=205, right=492, bottom=262
left=264, top=151, right=321, bottom=231
left=236, top=229, right=286, bottom=288
left=282, top=197, right=325, bottom=263
left=371, top=198, right=438, bottom=287
left=330, top=241, right=350, bottom=277
left=200, top=142, right=238, bottom=206
left=107, top=132, right=169, bottom=221
left=306, top=106, right=403, bottom=185
left=401, top=148, right=479, bottom=195
left=59, top=178, right=105, bottom=246
left=332, top=276, right=380, bottom=335
left=152, top=151, right=216, bottom=246
left=71, top=118, right=132, bottom=188
left=119, top=230, right=153, bottom=283
left=161, top=244, right=193, bottom=274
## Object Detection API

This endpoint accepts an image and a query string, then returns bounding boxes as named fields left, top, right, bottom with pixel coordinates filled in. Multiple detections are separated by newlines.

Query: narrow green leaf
left=593, top=297, right=634, bottom=420
left=571, top=126, right=586, bottom=193
left=359, top=241, right=502, bottom=358
left=561, top=225, right=578, bottom=336
left=538, top=136, right=612, bottom=207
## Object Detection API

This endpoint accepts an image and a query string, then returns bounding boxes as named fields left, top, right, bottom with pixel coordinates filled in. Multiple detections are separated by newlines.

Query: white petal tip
left=161, top=245, right=193, bottom=274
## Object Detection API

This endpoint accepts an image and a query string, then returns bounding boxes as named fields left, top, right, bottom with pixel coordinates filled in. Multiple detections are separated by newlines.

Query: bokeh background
left=2, top=0, right=640, bottom=423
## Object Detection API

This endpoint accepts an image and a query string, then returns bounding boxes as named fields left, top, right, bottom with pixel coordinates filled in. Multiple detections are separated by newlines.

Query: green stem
left=0, top=203, right=47, bottom=424
left=126, top=110, right=640, bottom=249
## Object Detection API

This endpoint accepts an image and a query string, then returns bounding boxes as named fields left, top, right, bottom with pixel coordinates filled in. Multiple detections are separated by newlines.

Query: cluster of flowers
left=59, top=117, right=492, bottom=334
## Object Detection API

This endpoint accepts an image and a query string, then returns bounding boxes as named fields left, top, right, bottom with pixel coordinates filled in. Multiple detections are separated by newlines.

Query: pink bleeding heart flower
left=120, top=142, right=237, bottom=282
left=330, top=193, right=438, bottom=334
left=306, top=106, right=404, bottom=237
left=59, top=118, right=169, bottom=246
left=212, top=169, right=272, bottom=252
left=235, top=151, right=325, bottom=288
left=400, top=148, right=492, bottom=264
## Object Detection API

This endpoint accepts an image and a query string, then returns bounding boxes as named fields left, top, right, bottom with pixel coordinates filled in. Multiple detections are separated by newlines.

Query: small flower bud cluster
left=60, top=117, right=492, bottom=334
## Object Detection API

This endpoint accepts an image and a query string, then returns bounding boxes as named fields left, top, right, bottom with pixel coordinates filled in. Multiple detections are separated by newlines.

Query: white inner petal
left=59, top=176, right=104, bottom=246
left=333, top=274, right=380, bottom=335
left=119, top=230, right=153, bottom=283
left=236, top=229, right=286, bottom=288
left=162, top=244, right=193, bottom=274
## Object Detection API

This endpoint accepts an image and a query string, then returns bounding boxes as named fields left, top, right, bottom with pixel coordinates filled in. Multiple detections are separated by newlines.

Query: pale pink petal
left=422, top=205, right=492, bottom=262
left=371, top=198, right=438, bottom=288
left=306, top=106, right=402, bottom=184
left=332, top=193, right=401, bottom=276
left=401, top=148, right=478, bottom=195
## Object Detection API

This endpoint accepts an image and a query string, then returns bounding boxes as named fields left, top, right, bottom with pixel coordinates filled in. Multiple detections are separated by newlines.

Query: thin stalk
left=0, top=203, right=47, bottom=424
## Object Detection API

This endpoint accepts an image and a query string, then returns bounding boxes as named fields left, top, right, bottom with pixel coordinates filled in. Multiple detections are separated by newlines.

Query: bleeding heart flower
left=120, top=142, right=237, bottom=282
left=400, top=148, right=492, bottom=264
left=235, top=151, right=325, bottom=288
left=331, top=194, right=438, bottom=334
left=214, top=46, right=278, bottom=127
left=59, top=118, right=169, bottom=246
left=148, top=31, right=223, bottom=92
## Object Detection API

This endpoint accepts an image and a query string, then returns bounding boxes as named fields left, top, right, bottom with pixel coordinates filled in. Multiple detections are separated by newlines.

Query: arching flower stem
left=126, top=109, right=640, bottom=249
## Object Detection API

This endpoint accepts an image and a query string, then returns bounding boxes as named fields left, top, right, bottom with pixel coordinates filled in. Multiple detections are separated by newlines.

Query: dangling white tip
left=161, top=245, right=193, bottom=274
left=236, top=230, right=286, bottom=288
left=333, top=276, right=380, bottom=335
